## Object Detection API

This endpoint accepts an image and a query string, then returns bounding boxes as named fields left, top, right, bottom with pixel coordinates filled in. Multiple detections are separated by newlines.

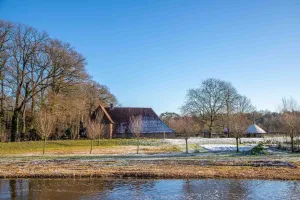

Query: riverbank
left=1, top=151, right=300, bottom=180
left=1, top=139, right=300, bottom=180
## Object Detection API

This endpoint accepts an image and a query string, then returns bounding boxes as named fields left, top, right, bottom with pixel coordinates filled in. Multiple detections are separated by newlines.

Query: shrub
left=277, top=142, right=282, bottom=149
left=250, top=142, right=266, bottom=155
left=193, top=144, right=201, bottom=153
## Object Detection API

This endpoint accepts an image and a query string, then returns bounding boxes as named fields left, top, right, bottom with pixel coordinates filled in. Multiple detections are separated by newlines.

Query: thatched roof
left=247, top=124, right=266, bottom=134
left=98, top=106, right=174, bottom=134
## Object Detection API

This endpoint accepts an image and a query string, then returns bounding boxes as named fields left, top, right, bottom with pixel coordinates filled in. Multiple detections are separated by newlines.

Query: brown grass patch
left=1, top=145, right=180, bottom=156
left=1, top=159, right=300, bottom=180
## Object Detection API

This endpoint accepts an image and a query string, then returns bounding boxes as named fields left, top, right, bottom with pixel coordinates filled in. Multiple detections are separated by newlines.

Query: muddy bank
left=1, top=158, right=299, bottom=180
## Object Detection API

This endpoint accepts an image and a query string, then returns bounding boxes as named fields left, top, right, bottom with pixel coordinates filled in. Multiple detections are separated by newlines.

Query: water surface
left=0, top=178, right=299, bottom=200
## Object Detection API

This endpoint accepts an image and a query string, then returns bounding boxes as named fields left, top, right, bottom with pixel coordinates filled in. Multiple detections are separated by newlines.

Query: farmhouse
left=91, top=104, right=175, bottom=139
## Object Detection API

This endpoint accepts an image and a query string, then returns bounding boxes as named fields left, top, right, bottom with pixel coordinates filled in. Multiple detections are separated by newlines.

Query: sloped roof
left=104, top=107, right=174, bottom=134
left=105, top=107, right=155, bottom=123
left=247, top=124, right=266, bottom=134
left=91, top=105, right=114, bottom=124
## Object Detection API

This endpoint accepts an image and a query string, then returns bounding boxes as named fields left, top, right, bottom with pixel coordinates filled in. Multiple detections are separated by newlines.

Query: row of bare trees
left=181, top=78, right=254, bottom=138
left=0, top=20, right=117, bottom=144
left=277, top=97, right=300, bottom=152
left=160, top=78, right=254, bottom=153
left=161, top=78, right=300, bottom=153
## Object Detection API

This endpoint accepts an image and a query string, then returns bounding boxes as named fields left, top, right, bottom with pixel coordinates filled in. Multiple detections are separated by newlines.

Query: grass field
left=0, top=139, right=180, bottom=155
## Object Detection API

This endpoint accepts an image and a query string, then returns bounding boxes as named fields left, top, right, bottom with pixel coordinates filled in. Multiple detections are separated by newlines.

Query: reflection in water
left=182, top=179, right=249, bottom=199
left=0, top=178, right=299, bottom=200
left=9, top=180, right=16, bottom=200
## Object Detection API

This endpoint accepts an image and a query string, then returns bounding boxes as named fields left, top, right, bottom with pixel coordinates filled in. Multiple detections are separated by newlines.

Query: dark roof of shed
left=104, top=107, right=157, bottom=123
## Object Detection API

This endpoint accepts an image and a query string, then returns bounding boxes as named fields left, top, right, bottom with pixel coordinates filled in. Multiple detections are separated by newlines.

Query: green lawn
left=0, top=139, right=167, bottom=155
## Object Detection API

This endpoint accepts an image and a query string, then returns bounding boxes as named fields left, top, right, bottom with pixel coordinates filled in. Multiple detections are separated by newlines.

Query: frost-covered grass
left=165, top=137, right=290, bottom=145
left=1, top=139, right=300, bottom=179
left=201, top=144, right=254, bottom=152
left=0, top=139, right=171, bottom=155
left=164, top=137, right=291, bottom=153
left=0, top=137, right=295, bottom=155
left=1, top=151, right=300, bottom=179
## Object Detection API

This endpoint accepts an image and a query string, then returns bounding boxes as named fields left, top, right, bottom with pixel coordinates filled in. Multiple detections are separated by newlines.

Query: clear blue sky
left=1, top=0, right=300, bottom=114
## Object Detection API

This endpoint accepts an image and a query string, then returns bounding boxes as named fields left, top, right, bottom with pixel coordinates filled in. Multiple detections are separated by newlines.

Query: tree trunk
left=291, top=136, right=294, bottom=153
left=31, top=70, right=35, bottom=115
left=209, top=126, right=213, bottom=138
left=236, top=137, right=239, bottom=153
left=137, top=137, right=140, bottom=154
left=90, top=139, right=93, bottom=154
left=0, top=72, right=3, bottom=141
left=11, top=109, right=20, bottom=142
left=42, top=138, right=46, bottom=154
left=226, top=89, right=231, bottom=138
left=11, top=77, right=23, bottom=142
left=52, top=66, right=57, bottom=92
left=185, top=138, right=188, bottom=154
left=21, top=105, right=26, bottom=140
left=0, top=71, right=4, bottom=117
left=98, top=134, right=101, bottom=146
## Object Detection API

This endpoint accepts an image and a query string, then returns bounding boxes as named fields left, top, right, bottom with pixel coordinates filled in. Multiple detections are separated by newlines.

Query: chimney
left=110, top=103, right=114, bottom=110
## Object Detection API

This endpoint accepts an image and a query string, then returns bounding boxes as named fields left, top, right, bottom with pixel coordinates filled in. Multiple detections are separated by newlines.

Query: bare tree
left=159, top=112, right=180, bottom=124
left=278, top=97, right=300, bottom=152
left=182, top=78, right=232, bottom=138
left=0, top=19, right=118, bottom=144
left=224, top=93, right=254, bottom=137
left=280, top=97, right=299, bottom=112
left=0, top=20, right=13, bottom=139
left=224, top=84, right=240, bottom=137
left=93, top=109, right=105, bottom=146
left=83, top=81, right=117, bottom=114
left=129, top=115, right=143, bottom=154
left=169, top=116, right=197, bottom=153
left=4, top=24, right=88, bottom=142
left=36, top=109, right=55, bottom=154
left=279, top=113, right=300, bottom=152
left=47, top=39, right=88, bottom=94
left=7, top=24, right=50, bottom=141
left=227, top=94, right=253, bottom=152
left=229, top=113, right=250, bottom=152
left=259, top=112, right=281, bottom=133
left=86, top=120, right=100, bottom=154
left=234, top=95, right=255, bottom=113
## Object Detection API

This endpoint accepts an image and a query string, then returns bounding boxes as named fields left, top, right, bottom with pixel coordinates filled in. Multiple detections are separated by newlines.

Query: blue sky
left=1, top=0, right=300, bottom=114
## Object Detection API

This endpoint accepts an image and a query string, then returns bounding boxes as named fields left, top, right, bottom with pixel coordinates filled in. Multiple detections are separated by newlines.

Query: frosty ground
left=163, top=137, right=292, bottom=153
left=1, top=138, right=300, bottom=180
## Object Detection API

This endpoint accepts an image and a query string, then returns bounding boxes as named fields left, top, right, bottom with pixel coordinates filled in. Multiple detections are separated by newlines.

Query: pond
left=0, top=178, right=299, bottom=200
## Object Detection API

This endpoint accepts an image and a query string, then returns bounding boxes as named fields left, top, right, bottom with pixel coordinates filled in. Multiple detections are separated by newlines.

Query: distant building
left=245, top=124, right=266, bottom=137
left=91, top=104, right=175, bottom=139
